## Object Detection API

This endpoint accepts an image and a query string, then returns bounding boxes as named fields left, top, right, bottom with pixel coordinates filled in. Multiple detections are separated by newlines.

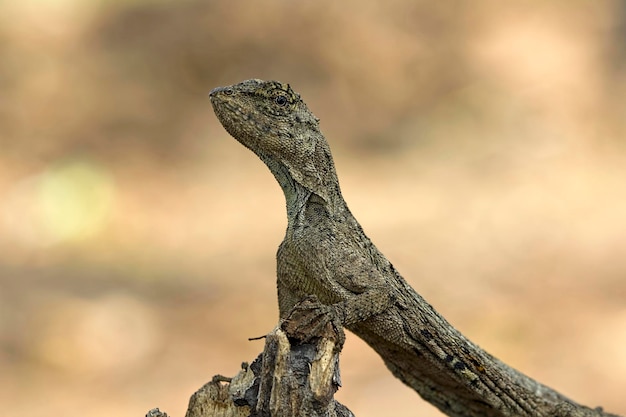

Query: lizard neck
left=261, top=156, right=314, bottom=221
left=257, top=131, right=346, bottom=228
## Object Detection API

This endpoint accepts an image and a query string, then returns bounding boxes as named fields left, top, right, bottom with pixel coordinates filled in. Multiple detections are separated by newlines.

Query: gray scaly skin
left=209, top=79, right=620, bottom=417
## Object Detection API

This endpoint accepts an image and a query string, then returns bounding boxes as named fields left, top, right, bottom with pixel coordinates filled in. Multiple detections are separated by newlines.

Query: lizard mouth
left=209, top=93, right=260, bottom=153
left=209, top=92, right=239, bottom=127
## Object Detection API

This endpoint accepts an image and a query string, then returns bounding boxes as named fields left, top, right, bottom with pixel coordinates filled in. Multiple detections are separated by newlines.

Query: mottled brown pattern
left=209, top=79, right=621, bottom=417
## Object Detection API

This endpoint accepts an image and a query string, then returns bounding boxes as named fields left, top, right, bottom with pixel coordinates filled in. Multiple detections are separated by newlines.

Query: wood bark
left=147, top=319, right=352, bottom=417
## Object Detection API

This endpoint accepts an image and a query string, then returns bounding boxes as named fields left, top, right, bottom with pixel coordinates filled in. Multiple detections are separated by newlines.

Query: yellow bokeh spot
left=37, top=161, right=114, bottom=243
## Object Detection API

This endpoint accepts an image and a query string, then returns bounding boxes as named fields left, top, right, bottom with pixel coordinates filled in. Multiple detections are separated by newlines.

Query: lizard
left=209, top=79, right=620, bottom=417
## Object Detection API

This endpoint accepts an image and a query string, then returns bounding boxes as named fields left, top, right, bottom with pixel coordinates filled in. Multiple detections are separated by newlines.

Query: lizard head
left=210, top=79, right=338, bottom=202
left=209, top=79, right=320, bottom=153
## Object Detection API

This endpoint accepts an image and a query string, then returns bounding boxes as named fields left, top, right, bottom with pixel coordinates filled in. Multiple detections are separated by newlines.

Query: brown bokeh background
left=1, top=1, right=626, bottom=416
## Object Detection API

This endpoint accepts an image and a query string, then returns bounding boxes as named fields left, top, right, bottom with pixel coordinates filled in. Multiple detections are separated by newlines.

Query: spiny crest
left=243, top=80, right=304, bottom=118
left=255, top=80, right=301, bottom=103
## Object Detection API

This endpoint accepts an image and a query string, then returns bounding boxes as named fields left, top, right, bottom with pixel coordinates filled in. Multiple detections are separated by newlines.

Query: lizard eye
left=275, top=95, right=288, bottom=106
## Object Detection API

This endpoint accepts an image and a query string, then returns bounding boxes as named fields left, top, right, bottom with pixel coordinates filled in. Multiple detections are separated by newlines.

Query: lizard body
left=209, top=79, right=616, bottom=417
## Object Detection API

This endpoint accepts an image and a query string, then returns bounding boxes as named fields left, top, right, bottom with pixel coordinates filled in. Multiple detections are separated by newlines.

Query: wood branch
left=146, top=317, right=353, bottom=417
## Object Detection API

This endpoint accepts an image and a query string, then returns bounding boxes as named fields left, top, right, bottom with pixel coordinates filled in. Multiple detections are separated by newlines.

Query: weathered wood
left=147, top=316, right=353, bottom=417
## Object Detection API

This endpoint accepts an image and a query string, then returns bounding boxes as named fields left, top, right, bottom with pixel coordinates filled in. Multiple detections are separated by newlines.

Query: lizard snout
left=209, top=86, right=234, bottom=98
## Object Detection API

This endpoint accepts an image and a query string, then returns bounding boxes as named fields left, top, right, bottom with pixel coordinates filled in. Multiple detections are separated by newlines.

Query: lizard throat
left=260, top=152, right=344, bottom=226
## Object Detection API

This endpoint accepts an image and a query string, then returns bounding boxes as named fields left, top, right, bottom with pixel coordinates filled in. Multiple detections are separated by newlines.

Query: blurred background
left=1, top=1, right=625, bottom=416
